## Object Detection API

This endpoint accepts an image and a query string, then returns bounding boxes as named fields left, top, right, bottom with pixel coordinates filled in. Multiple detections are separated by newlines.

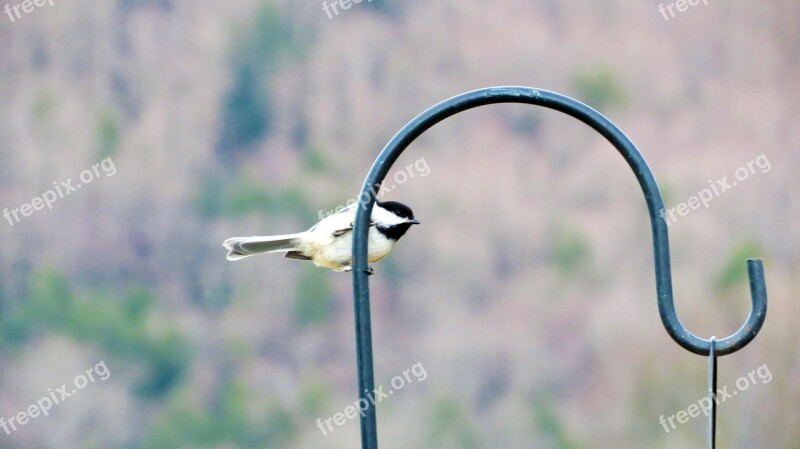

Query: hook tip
left=746, top=258, right=766, bottom=280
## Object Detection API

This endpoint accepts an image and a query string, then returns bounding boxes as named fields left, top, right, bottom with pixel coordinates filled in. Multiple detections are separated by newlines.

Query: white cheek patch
left=371, top=205, right=407, bottom=226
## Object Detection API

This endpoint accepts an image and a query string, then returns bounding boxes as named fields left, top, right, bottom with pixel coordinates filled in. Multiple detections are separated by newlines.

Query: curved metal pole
left=351, top=86, right=767, bottom=448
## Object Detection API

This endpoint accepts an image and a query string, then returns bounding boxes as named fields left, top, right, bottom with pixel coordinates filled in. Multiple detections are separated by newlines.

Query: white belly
left=298, top=227, right=396, bottom=270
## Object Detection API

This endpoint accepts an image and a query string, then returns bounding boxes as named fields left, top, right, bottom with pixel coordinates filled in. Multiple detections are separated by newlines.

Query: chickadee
left=223, top=200, right=420, bottom=273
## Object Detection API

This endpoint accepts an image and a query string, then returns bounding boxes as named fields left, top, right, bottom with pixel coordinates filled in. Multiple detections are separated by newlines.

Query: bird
left=223, top=200, right=420, bottom=273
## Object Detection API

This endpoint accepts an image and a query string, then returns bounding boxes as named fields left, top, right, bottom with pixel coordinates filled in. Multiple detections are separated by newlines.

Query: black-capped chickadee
left=223, top=200, right=420, bottom=273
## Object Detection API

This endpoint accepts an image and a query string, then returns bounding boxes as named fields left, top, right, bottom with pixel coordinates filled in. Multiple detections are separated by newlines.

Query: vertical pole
left=354, top=200, right=379, bottom=448
left=708, top=337, right=718, bottom=449
left=354, top=287, right=378, bottom=448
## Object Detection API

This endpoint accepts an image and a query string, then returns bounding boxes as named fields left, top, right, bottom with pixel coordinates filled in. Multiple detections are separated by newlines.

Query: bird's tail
left=223, top=234, right=303, bottom=261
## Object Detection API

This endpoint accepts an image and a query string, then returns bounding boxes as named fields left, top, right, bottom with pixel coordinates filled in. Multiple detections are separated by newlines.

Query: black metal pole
left=708, top=337, right=718, bottom=449
left=351, top=86, right=767, bottom=448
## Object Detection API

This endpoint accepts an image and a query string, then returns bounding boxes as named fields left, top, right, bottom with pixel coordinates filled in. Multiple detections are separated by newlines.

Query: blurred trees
left=0, top=1, right=797, bottom=448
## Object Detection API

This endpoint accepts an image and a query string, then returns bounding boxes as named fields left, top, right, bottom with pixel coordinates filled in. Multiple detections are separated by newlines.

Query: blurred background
left=0, top=0, right=798, bottom=448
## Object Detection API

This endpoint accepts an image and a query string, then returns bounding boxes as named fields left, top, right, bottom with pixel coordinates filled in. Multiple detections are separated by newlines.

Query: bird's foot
left=340, top=266, right=374, bottom=275
left=336, top=265, right=375, bottom=276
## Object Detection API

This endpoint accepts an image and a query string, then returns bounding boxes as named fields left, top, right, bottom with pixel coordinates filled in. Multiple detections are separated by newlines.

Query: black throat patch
left=376, top=223, right=413, bottom=242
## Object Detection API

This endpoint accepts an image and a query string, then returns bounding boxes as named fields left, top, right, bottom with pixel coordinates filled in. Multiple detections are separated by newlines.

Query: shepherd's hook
left=350, top=86, right=767, bottom=449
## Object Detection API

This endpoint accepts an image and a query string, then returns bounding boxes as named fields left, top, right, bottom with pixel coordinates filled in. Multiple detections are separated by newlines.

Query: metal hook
left=350, top=86, right=768, bottom=448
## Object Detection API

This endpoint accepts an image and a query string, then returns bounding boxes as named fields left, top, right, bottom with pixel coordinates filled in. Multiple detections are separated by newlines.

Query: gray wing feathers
left=284, top=251, right=312, bottom=261
left=223, top=234, right=302, bottom=261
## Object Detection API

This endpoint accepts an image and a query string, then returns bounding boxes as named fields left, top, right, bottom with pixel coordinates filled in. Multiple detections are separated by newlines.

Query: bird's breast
left=302, top=227, right=396, bottom=268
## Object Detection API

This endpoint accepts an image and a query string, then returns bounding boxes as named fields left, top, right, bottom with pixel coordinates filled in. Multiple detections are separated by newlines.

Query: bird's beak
left=408, top=218, right=421, bottom=225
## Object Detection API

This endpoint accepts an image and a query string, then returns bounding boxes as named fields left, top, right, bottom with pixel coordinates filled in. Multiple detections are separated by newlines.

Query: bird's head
left=372, top=200, right=420, bottom=241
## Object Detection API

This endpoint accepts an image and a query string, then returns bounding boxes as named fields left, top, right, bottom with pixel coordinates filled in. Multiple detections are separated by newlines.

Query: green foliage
left=0, top=269, right=71, bottom=346
left=95, top=108, right=120, bottom=158
left=194, top=171, right=314, bottom=222
left=216, top=1, right=308, bottom=162
left=364, top=0, right=404, bottom=16
left=222, top=174, right=279, bottom=216
left=531, top=395, right=582, bottom=449
left=0, top=269, right=190, bottom=400
left=234, top=1, right=306, bottom=69
left=32, top=89, right=56, bottom=122
left=571, top=66, right=627, bottom=110
left=193, top=171, right=228, bottom=218
left=303, top=146, right=328, bottom=173
left=714, top=240, right=763, bottom=292
left=259, top=405, right=296, bottom=445
left=134, top=332, right=191, bottom=399
left=299, top=378, right=332, bottom=417
left=425, top=395, right=483, bottom=449
left=216, top=62, right=270, bottom=157
left=141, top=381, right=297, bottom=449
left=294, top=265, right=334, bottom=326
left=550, top=227, right=591, bottom=274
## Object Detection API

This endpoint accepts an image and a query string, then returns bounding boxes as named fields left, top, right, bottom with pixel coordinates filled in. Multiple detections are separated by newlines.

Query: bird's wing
left=332, top=226, right=353, bottom=237
left=308, top=203, right=357, bottom=233
left=331, top=219, right=377, bottom=237
left=309, top=202, right=376, bottom=238
left=284, top=251, right=312, bottom=261
left=333, top=202, right=358, bottom=215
